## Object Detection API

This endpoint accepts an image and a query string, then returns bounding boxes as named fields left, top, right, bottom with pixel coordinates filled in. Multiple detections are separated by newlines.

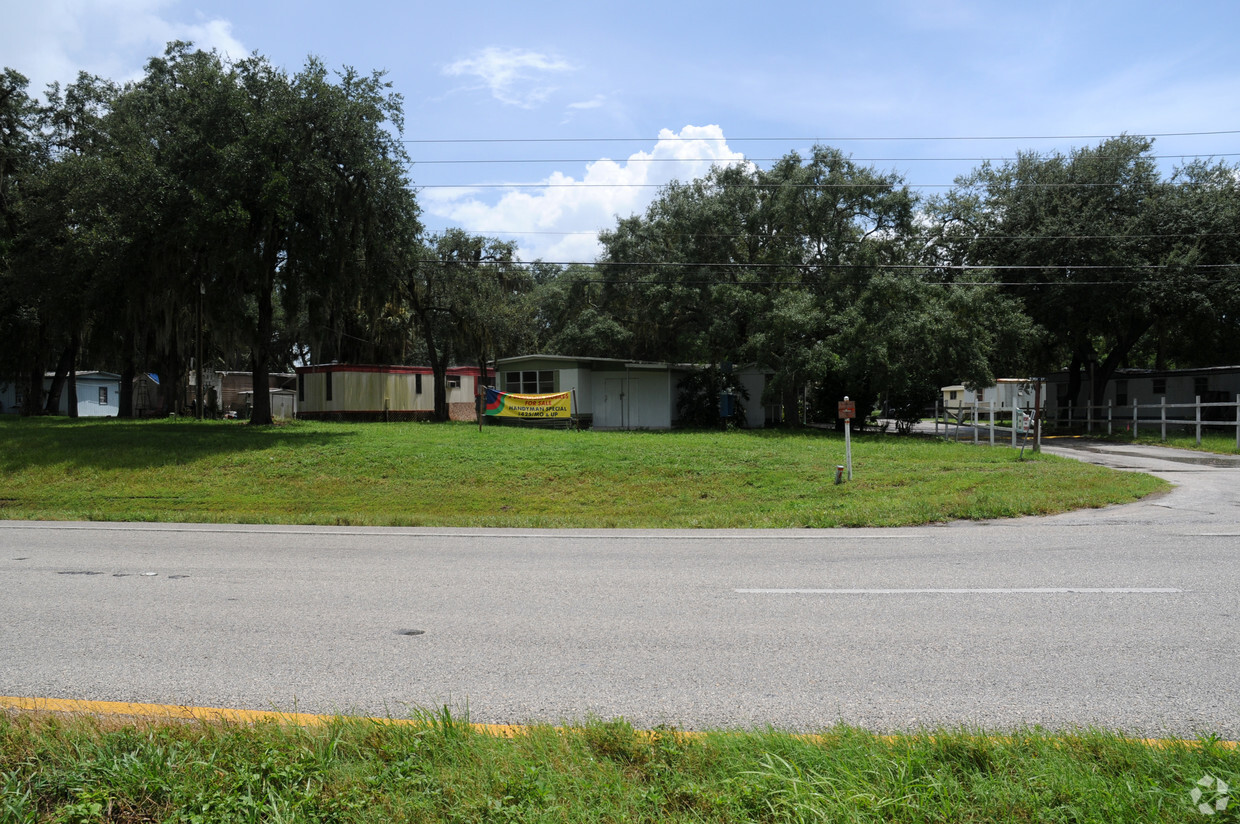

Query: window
left=1194, top=377, right=1209, bottom=398
left=1115, top=380, right=1128, bottom=407
left=325, top=371, right=333, bottom=402
left=1152, top=378, right=1166, bottom=396
left=98, top=386, right=108, bottom=405
left=949, top=390, right=958, bottom=401
left=504, top=370, right=555, bottom=393
left=447, top=375, right=461, bottom=389
left=297, top=373, right=305, bottom=402
left=415, top=373, right=423, bottom=394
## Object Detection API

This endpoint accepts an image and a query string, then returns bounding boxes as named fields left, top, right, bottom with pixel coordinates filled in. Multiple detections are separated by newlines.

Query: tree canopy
left=2, top=46, right=1237, bottom=426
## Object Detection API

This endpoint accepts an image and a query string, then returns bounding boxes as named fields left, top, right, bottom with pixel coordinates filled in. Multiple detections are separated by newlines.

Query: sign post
left=838, top=397, right=856, bottom=481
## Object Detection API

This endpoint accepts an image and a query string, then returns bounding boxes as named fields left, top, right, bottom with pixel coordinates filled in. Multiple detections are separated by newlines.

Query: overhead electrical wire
left=460, top=231, right=1240, bottom=241
left=403, top=129, right=1240, bottom=144
left=405, top=129, right=1239, bottom=253
left=410, top=152, right=1240, bottom=165
left=413, top=180, right=1237, bottom=189
left=413, top=259, right=1240, bottom=275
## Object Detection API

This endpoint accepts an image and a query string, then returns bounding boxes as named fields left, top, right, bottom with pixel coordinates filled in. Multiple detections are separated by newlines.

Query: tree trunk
left=66, top=334, right=78, bottom=418
left=419, top=320, right=448, bottom=421
left=118, top=328, right=135, bottom=418
left=24, top=366, right=44, bottom=416
left=249, top=267, right=275, bottom=426
left=44, top=344, right=73, bottom=414
left=1064, top=354, right=1083, bottom=413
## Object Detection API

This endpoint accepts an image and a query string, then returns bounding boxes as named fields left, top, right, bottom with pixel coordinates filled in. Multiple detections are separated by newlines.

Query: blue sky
left=4, top=0, right=1238, bottom=262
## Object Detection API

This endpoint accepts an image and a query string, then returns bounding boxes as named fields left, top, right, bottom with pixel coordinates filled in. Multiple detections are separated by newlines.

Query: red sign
left=838, top=400, right=856, bottom=419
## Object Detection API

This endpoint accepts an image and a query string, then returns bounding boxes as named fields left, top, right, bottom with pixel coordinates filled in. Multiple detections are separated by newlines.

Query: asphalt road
left=2, top=438, right=1238, bottom=737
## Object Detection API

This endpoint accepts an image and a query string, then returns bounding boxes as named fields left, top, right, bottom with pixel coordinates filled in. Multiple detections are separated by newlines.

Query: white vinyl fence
left=933, top=400, right=1042, bottom=450
left=1051, top=395, right=1240, bottom=447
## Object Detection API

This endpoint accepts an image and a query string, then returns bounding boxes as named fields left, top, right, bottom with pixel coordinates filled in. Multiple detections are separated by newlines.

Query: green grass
left=0, top=417, right=1166, bottom=527
left=1137, top=431, right=1240, bottom=455
left=1, top=711, right=1234, bottom=823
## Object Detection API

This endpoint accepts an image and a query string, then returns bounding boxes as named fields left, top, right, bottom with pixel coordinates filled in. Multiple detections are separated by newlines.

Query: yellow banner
left=484, top=388, right=572, bottom=419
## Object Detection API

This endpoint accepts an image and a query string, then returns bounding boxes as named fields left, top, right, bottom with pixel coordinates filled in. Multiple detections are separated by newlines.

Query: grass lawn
left=1, top=711, right=1234, bottom=823
left=1137, top=431, right=1240, bottom=454
left=0, top=417, right=1165, bottom=528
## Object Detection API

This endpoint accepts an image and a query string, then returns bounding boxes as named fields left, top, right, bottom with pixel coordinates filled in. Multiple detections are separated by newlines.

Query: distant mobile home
left=941, top=379, right=1044, bottom=416
left=0, top=371, right=121, bottom=417
left=295, top=364, right=486, bottom=421
left=494, top=355, right=775, bottom=429
left=1046, top=365, right=1240, bottom=414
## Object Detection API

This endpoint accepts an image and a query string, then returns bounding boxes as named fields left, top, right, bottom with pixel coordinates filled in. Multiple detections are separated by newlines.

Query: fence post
left=1236, top=394, right=1239, bottom=451
left=1087, top=396, right=1093, bottom=434
left=1107, top=399, right=1113, bottom=436
left=1133, top=398, right=1139, bottom=439
left=1196, top=395, right=1202, bottom=446
left=989, top=401, right=995, bottom=447
left=973, top=398, right=979, bottom=445
left=1067, top=401, right=1073, bottom=430
left=934, top=398, right=939, bottom=438
left=1161, top=396, right=1166, bottom=442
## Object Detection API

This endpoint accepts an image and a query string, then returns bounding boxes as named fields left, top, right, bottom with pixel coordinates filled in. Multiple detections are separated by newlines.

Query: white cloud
left=0, top=0, right=244, bottom=98
left=567, top=94, right=608, bottom=111
left=442, top=47, right=573, bottom=108
left=421, top=125, right=750, bottom=263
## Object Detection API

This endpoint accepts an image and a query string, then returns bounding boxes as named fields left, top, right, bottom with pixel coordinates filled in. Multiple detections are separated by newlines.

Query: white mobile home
left=1048, top=365, right=1240, bottom=411
left=0, top=371, right=121, bottom=416
left=941, top=379, right=1046, bottom=420
left=295, top=364, right=485, bottom=421
left=495, top=355, right=774, bottom=429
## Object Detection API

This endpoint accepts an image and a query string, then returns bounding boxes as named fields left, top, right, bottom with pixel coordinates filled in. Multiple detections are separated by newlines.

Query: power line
left=411, top=153, right=1240, bottom=165
left=414, top=180, right=1233, bottom=190
left=403, top=129, right=1240, bottom=145
left=414, top=259, right=1240, bottom=273
left=464, top=230, right=1240, bottom=242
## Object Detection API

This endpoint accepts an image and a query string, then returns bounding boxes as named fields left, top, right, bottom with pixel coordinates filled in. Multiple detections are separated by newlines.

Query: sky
left=3, top=0, right=1239, bottom=262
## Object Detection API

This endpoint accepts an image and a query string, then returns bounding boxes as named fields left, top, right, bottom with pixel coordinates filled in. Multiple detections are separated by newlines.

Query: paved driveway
left=1036, top=437, right=1240, bottom=527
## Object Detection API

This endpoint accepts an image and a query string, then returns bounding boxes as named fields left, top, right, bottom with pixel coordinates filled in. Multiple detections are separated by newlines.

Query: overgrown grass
left=0, top=417, right=1165, bottom=527
left=1, top=711, right=1234, bottom=823
left=1046, top=422, right=1240, bottom=454
left=1137, top=431, right=1240, bottom=455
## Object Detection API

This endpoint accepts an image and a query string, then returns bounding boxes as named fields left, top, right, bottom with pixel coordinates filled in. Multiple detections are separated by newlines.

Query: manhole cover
left=397, top=629, right=426, bottom=637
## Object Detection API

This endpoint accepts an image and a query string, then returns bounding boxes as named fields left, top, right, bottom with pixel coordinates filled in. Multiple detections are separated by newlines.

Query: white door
left=602, top=379, right=625, bottom=428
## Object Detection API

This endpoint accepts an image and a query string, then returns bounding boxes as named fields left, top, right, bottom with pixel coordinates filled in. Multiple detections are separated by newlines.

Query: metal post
left=844, top=396, right=853, bottom=481
left=1235, top=394, right=1239, bottom=451
left=1107, top=399, right=1112, bottom=436
left=973, top=398, right=979, bottom=445
left=1067, top=401, right=1073, bottom=431
left=1034, top=380, right=1043, bottom=453
left=1133, top=398, right=1139, bottom=439
left=1087, top=396, right=1093, bottom=434
left=1161, top=396, right=1166, bottom=442
left=989, top=400, right=995, bottom=446
left=196, top=280, right=204, bottom=419
left=1196, top=395, right=1202, bottom=446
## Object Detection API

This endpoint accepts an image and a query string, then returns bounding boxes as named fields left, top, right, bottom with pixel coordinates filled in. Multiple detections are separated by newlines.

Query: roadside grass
left=0, top=417, right=1166, bottom=527
left=1045, top=422, right=1240, bottom=455
left=1, top=711, right=1234, bottom=823
left=1136, top=431, right=1240, bottom=455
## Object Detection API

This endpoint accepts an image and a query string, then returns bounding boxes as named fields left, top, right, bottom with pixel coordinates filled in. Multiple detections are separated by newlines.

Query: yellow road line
left=0, top=696, right=523, bottom=737
left=2, top=695, right=1233, bottom=749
